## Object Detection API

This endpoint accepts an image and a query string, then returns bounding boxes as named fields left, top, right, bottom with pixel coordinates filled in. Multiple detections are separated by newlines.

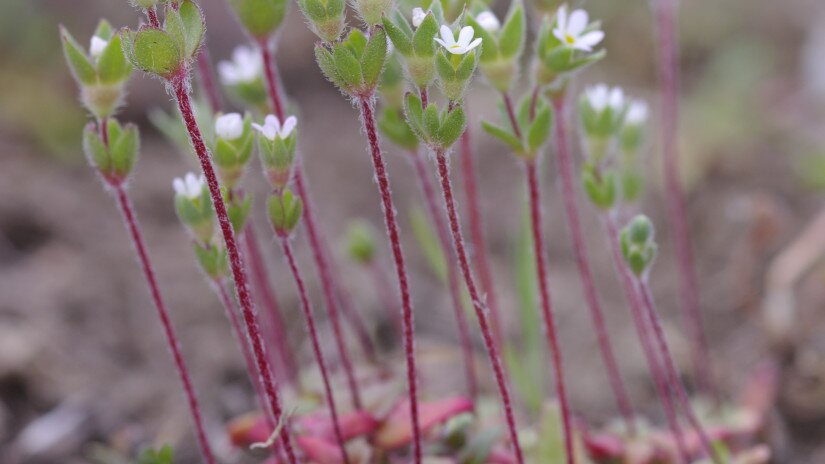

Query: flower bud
left=412, top=8, right=427, bottom=28
left=173, top=172, right=214, bottom=244
left=620, top=215, right=657, bottom=277
left=314, top=28, right=388, bottom=97
left=298, top=0, right=346, bottom=42
left=468, top=5, right=525, bottom=92
left=212, top=113, right=254, bottom=188
left=193, top=242, right=228, bottom=280
left=253, top=114, right=298, bottom=189
left=620, top=100, right=648, bottom=154
left=434, top=25, right=481, bottom=101
left=580, top=163, right=617, bottom=210
left=353, top=0, right=392, bottom=27
left=345, top=220, right=377, bottom=264
left=229, top=0, right=288, bottom=39
left=383, top=11, right=439, bottom=87
left=225, top=189, right=253, bottom=233
left=268, top=189, right=303, bottom=236
left=403, top=93, right=466, bottom=151
left=218, top=46, right=268, bottom=110
left=83, top=119, right=139, bottom=185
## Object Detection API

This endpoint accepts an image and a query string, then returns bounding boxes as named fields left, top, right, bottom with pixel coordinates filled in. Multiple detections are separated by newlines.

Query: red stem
left=458, top=125, right=505, bottom=349
left=215, top=277, right=273, bottom=424
left=294, top=166, right=363, bottom=410
left=502, top=94, right=523, bottom=139
left=435, top=151, right=524, bottom=463
left=172, top=74, right=297, bottom=463
left=638, top=279, right=721, bottom=464
left=279, top=236, right=349, bottom=463
left=243, top=225, right=299, bottom=385
left=146, top=6, right=160, bottom=28
left=604, top=215, right=689, bottom=462
left=552, top=97, right=635, bottom=429
left=358, top=96, right=422, bottom=464
left=653, top=0, right=713, bottom=394
left=260, top=38, right=285, bottom=121
left=196, top=48, right=222, bottom=114
left=411, top=149, right=478, bottom=399
left=524, top=161, right=576, bottom=464
left=368, top=259, right=402, bottom=335
left=113, top=185, right=216, bottom=464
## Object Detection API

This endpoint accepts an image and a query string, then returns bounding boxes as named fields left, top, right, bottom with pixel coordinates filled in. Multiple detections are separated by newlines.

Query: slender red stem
left=551, top=96, right=635, bottom=429
left=260, top=38, right=285, bottom=121
left=279, top=235, right=349, bottom=463
left=294, top=166, right=363, bottom=410
left=358, top=96, right=422, bottom=464
left=196, top=48, right=222, bottom=114
left=524, top=161, right=576, bottom=464
left=215, top=277, right=273, bottom=423
left=112, top=185, right=216, bottom=464
left=458, top=124, right=505, bottom=349
left=653, top=0, right=713, bottom=394
left=604, top=214, right=689, bottom=461
left=637, top=279, right=720, bottom=464
left=146, top=6, right=160, bottom=28
left=243, top=225, right=299, bottom=385
left=411, top=149, right=478, bottom=399
left=502, top=94, right=523, bottom=139
left=172, top=74, right=297, bottom=463
left=367, top=259, right=402, bottom=334
left=435, top=151, right=524, bottom=463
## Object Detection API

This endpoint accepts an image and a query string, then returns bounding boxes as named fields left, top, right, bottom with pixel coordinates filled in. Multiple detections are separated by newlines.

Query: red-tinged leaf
left=374, top=396, right=474, bottom=450
left=297, top=435, right=344, bottom=464
left=583, top=432, right=625, bottom=461
left=297, top=410, right=379, bottom=442
left=226, top=413, right=271, bottom=448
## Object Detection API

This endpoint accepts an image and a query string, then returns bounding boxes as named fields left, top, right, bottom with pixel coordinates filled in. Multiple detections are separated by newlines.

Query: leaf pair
left=268, top=190, right=304, bottom=235
left=298, top=0, right=346, bottom=42
left=83, top=119, right=139, bottom=185
left=482, top=93, right=553, bottom=159
left=403, top=93, right=466, bottom=150
left=620, top=215, right=658, bottom=277
left=315, top=28, right=388, bottom=96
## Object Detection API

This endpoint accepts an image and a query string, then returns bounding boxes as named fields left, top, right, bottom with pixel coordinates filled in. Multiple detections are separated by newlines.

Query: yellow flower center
left=565, top=34, right=576, bottom=45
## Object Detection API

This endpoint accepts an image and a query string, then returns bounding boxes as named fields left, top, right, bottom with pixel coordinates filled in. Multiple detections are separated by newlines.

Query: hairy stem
left=172, top=74, right=297, bottom=463
left=604, top=214, right=689, bottom=461
left=294, top=166, right=363, bottom=410
left=458, top=124, right=505, bottom=348
left=279, top=235, right=349, bottom=463
left=638, top=279, right=721, bottom=464
left=435, top=151, right=524, bottom=463
left=552, top=96, right=635, bottom=428
left=260, top=38, right=285, bottom=121
left=195, top=48, right=222, bottom=114
left=358, top=96, right=422, bottom=464
left=411, top=149, right=478, bottom=399
left=243, top=225, right=299, bottom=385
left=113, top=184, right=216, bottom=464
left=653, top=0, right=713, bottom=393
left=524, top=161, right=576, bottom=464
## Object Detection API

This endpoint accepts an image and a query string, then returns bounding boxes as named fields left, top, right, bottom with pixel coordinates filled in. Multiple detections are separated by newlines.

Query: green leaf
left=455, top=50, right=478, bottom=81
left=437, top=106, right=466, bottom=149
left=83, top=122, right=110, bottom=172
left=382, top=16, right=412, bottom=55
left=345, top=29, right=368, bottom=56
left=481, top=121, right=522, bottom=153
left=361, top=28, right=387, bottom=89
left=131, top=28, right=182, bottom=77
left=138, top=445, right=175, bottom=464
left=466, top=15, right=497, bottom=62
left=94, top=19, right=113, bottom=40
left=97, top=33, right=132, bottom=84
left=498, top=4, right=525, bottom=58
left=413, top=13, right=438, bottom=57
left=299, top=0, right=327, bottom=22
left=60, top=27, right=96, bottom=85
left=403, top=92, right=425, bottom=138
left=111, top=123, right=139, bottom=177
left=268, top=190, right=304, bottom=233
left=423, top=104, right=440, bottom=139
left=527, top=105, right=552, bottom=153
left=231, top=0, right=286, bottom=38
left=379, top=107, right=418, bottom=150
left=315, top=45, right=342, bottom=87
left=333, top=45, right=363, bottom=89
left=435, top=51, right=455, bottom=80
left=410, top=206, right=447, bottom=282
left=179, top=0, right=205, bottom=58
left=163, top=8, right=187, bottom=57
left=326, top=0, right=345, bottom=18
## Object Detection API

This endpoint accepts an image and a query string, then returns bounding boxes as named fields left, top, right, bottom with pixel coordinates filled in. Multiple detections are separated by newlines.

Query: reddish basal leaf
left=375, top=396, right=474, bottom=450
left=227, top=413, right=272, bottom=448
left=297, top=410, right=379, bottom=442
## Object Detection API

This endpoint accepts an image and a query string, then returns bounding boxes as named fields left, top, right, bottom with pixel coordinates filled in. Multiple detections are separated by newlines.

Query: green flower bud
left=579, top=84, right=627, bottom=147
left=345, top=220, right=377, bottom=264
left=467, top=5, right=525, bottom=92
left=403, top=93, right=466, bottom=151
left=620, top=100, right=648, bottom=154
left=60, top=23, right=133, bottom=119
left=217, top=46, right=269, bottom=111
left=193, top=242, right=228, bottom=280
left=434, top=24, right=482, bottom=101
left=315, top=28, right=388, bottom=97
left=620, top=215, right=657, bottom=277
left=225, top=189, right=253, bottom=233
left=83, top=119, right=140, bottom=185
left=298, top=0, right=346, bottom=42
left=212, top=113, right=254, bottom=189
left=229, top=0, right=288, bottom=39
left=268, top=189, right=303, bottom=236
left=173, top=172, right=214, bottom=244
left=383, top=10, right=439, bottom=88
left=253, top=114, right=298, bottom=190
left=353, top=0, right=391, bottom=27
left=580, top=163, right=617, bottom=210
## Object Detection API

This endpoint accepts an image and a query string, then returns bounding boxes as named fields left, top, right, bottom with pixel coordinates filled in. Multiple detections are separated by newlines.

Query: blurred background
left=2, top=0, right=825, bottom=462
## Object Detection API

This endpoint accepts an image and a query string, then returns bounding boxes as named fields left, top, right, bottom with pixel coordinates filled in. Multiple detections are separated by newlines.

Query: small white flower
left=434, top=25, right=483, bottom=55
left=90, top=36, right=108, bottom=59
left=475, top=11, right=500, bottom=33
left=173, top=172, right=206, bottom=199
left=625, top=100, right=648, bottom=125
left=553, top=5, right=604, bottom=52
left=585, top=84, right=625, bottom=113
left=252, top=114, right=297, bottom=141
left=215, top=113, right=244, bottom=141
left=218, top=46, right=262, bottom=85
left=412, top=7, right=427, bottom=28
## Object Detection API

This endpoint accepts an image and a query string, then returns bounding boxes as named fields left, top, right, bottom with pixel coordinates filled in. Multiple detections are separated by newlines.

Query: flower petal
left=457, top=25, right=475, bottom=48
left=280, top=116, right=297, bottom=138
left=552, top=28, right=567, bottom=43
left=567, top=9, right=589, bottom=36
left=439, top=25, right=455, bottom=45
left=556, top=5, right=568, bottom=32
left=173, top=177, right=185, bottom=196
left=578, top=30, right=604, bottom=49
left=465, top=37, right=483, bottom=53
left=434, top=38, right=448, bottom=49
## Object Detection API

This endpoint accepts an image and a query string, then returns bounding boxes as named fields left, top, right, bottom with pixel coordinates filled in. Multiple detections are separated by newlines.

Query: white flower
left=434, top=25, right=483, bottom=55
left=218, top=46, right=262, bottom=85
left=173, top=172, right=206, bottom=199
left=585, top=84, right=625, bottom=113
left=252, top=114, right=297, bottom=141
left=553, top=5, right=604, bottom=52
left=475, top=11, right=500, bottom=33
left=412, top=7, right=427, bottom=28
left=215, top=113, right=244, bottom=141
left=89, top=36, right=108, bottom=59
left=625, top=100, right=648, bottom=125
